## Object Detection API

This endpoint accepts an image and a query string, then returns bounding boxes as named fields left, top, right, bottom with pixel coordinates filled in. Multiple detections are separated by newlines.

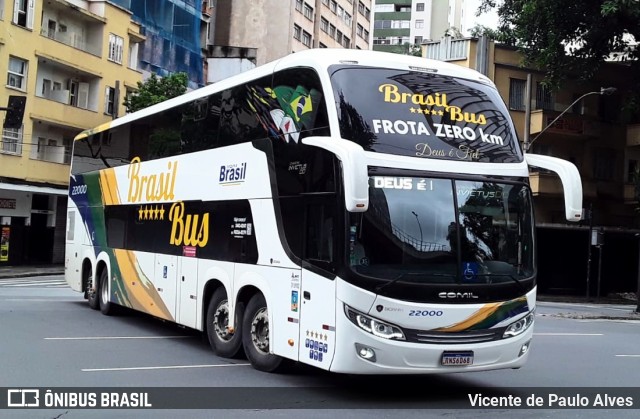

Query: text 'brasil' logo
left=219, top=162, right=247, bottom=185
left=378, top=83, right=487, bottom=125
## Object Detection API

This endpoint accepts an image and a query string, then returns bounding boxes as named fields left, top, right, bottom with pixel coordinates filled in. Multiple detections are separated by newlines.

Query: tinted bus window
left=330, top=65, right=523, bottom=163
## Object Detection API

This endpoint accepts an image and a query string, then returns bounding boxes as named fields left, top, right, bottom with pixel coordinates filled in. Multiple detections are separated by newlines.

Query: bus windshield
left=348, top=176, right=535, bottom=286
left=330, top=65, right=522, bottom=163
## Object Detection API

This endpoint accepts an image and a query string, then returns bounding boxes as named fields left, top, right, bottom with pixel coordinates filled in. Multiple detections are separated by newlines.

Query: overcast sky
left=463, top=0, right=500, bottom=36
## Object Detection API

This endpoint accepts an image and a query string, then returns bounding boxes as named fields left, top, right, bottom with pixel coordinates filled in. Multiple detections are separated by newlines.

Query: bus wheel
left=85, top=267, right=99, bottom=310
left=242, top=293, right=283, bottom=372
left=99, top=269, right=113, bottom=316
left=206, top=288, right=244, bottom=358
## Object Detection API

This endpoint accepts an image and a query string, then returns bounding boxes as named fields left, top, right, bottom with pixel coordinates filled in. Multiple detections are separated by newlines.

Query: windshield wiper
left=375, top=272, right=455, bottom=294
left=474, top=273, right=526, bottom=292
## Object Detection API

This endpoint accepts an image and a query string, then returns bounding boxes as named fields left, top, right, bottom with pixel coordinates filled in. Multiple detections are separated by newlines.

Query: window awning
left=0, top=182, right=68, bottom=196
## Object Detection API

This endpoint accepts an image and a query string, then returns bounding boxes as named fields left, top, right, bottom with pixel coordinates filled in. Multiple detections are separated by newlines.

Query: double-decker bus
left=65, top=49, right=582, bottom=374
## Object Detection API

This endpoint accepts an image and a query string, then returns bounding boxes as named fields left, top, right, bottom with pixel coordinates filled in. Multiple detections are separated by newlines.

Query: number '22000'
left=409, top=310, right=443, bottom=317
left=71, top=185, right=87, bottom=195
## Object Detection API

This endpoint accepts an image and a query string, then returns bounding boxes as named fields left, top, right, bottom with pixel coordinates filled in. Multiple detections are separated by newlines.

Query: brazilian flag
left=271, top=85, right=323, bottom=132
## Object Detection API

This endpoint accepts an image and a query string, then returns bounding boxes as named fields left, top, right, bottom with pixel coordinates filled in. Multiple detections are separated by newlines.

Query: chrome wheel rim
left=213, top=300, right=233, bottom=341
left=250, top=307, right=269, bottom=353
left=101, top=277, right=108, bottom=304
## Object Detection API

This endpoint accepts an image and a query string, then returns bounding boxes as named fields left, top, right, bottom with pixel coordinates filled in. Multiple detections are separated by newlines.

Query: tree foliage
left=124, top=72, right=188, bottom=113
left=479, top=0, right=640, bottom=107
left=469, top=24, right=503, bottom=41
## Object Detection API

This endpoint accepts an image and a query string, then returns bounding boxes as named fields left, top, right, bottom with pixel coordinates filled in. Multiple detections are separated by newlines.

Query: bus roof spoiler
left=525, top=153, right=583, bottom=222
left=301, top=136, right=369, bottom=212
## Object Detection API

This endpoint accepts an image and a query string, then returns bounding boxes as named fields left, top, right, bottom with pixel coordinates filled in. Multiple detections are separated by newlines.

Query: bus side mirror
left=525, top=153, right=583, bottom=222
left=301, top=136, right=369, bottom=212
left=2, top=96, right=27, bottom=129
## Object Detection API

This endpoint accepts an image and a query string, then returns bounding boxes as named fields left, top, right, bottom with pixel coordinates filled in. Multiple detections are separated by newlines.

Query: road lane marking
left=615, top=355, right=640, bottom=357
left=533, top=333, right=603, bottom=336
left=82, top=363, right=251, bottom=372
left=45, top=336, right=194, bottom=340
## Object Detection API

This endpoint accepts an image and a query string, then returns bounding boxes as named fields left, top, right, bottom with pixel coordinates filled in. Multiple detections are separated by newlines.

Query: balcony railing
left=30, top=144, right=71, bottom=165
left=40, top=28, right=101, bottom=56
left=424, top=38, right=469, bottom=61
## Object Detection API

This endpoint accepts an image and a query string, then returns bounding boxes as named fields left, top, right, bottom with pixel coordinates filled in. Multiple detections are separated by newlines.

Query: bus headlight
left=344, top=304, right=405, bottom=340
left=503, top=312, right=535, bottom=338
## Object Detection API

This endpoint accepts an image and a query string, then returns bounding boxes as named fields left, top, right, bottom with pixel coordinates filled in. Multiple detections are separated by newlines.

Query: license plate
left=441, top=351, right=474, bottom=366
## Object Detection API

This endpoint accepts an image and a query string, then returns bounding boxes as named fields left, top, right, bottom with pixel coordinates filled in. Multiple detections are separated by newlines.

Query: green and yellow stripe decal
left=436, top=297, right=529, bottom=332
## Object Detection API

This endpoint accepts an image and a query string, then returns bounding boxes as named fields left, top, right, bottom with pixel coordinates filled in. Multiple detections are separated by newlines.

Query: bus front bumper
left=329, top=307, right=534, bottom=374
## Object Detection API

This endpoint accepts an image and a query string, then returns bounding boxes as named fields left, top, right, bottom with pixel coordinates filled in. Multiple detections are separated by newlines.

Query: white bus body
left=65, top=49, right=581, bottom=374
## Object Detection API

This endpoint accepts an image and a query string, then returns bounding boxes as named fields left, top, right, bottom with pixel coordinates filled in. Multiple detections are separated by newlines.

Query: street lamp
left=411, top=211, right=423, bottom=250
left=524, top=87, right=617, bottom=152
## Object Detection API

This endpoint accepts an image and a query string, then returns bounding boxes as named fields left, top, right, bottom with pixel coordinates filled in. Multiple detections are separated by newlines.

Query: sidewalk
left=0, top=264, right=64, bottom=279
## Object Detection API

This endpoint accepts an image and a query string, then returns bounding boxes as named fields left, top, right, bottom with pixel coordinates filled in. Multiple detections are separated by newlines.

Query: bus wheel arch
left=204, top=280, right=244, bottom=358
left=242, top=291, right=284, bottom=373
left=82, top=259, right=98, bottom=310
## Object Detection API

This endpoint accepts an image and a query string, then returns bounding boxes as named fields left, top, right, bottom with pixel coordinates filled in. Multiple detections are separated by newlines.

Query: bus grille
left=404, top=328, right=505, bottom=344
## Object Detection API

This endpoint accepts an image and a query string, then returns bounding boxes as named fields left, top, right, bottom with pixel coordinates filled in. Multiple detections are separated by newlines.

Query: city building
left=108, top=0, right=208, bottom=89
left=212, top=0, right=373, bottom=67
left=423, top=36, right=640, bottom=297
left=372, top=0, right=464, bottom=54
left=0, top=0, right=145, bottom=265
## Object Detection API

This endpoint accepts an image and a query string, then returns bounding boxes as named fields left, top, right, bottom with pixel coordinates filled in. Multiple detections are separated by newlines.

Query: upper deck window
left=330, top=66, right=523, bottom=163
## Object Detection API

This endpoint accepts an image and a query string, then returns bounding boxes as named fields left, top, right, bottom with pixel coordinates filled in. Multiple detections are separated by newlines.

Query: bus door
left=177, top=257, right=198, bottom=328
left=298, top=204, right=337, bottom=370
left=154, top=254, right=177, bottom=320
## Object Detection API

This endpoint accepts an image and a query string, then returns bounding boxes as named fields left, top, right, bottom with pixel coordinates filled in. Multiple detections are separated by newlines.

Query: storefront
left=0, top=182, right=67, bottom=266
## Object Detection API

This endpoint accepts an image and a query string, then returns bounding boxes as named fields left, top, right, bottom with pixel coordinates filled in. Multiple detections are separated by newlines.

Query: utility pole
left=523, top=74, right=532, bottom=152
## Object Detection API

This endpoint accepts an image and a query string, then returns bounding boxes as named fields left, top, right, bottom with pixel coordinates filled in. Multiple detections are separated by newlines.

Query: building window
left=414, top=36, right=423, bottom=44
left=365, top=7, right=370, bottom=20
left=357, top=24, right=364, bottom=38
left=322, top=0, right=329, bottom=6
left=319, top=42, right=327, bottom=48
left=342, top=36, right=350, bottom=48
left=593, top=148, right=616, bottom=181
left=7, top=56, right=27, bottom=91
left=105, top=86, right=116, bottom=116
left=13, top=0, right=34, bottom=29
left=415, top=19, right=424, bottom=29
left=344, top=12, right=352, bottom=26
left=302, top=31, right=312, bottom=47
left=416, top=3, right=425, bottom=12
left=363, top=29, right=369, bottom=42
left=1, top=127, right=22, bottom=155
left=303, top=3, right=313, bottom=20
left=509, top=78, right=526, bottom=111
left=321, top=17, right=329, bottom=33
left=108, top=33, right=124, bottom=64
left=571, top=93, right=585, bottom=114
left=293, top=24, right=301, bottom=41
left=329, top=24, right=336, bottom=38
left=358, top=1, right=365, bottom=15
left=336, top=29, right=343, bottom=44
left=535, top=82, right=554, bottom=111
left=330, top=0, right=337, bottom=13
left=627, top=159, right=639, bottom=183
left=337, top=5, right=344, bottom=18
left=295, top=0, right=303, bottom=12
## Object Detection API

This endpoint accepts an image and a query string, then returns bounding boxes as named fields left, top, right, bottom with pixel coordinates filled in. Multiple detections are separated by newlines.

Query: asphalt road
left=1, top=275, right=640, bottom=418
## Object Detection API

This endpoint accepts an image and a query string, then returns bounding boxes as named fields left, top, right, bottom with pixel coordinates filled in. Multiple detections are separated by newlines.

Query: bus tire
left=206, top=288, right=244, bottom=358
left=99, top=269, right=113, bottom=316
left=86, top=267, right=99, bottom=310
left=242, top=293, right=283, bottom=373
